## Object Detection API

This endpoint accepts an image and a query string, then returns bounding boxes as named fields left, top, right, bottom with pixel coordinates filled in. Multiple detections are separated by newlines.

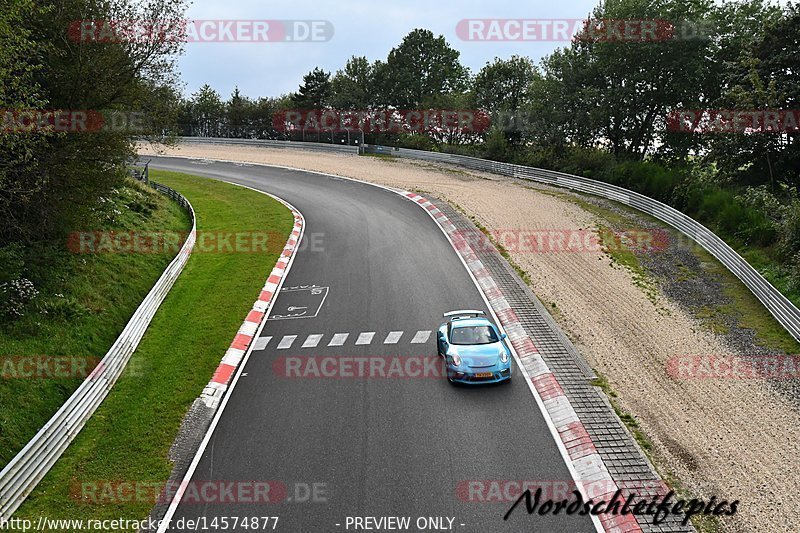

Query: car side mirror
left=500, top=333, right=507, bottom=340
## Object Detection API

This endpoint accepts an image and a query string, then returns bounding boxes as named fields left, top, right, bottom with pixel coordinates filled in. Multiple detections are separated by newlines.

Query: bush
left=778, top=201, right=800, bottom=257
left=679, top=183, right=777, bottom=246
left=395, top=133, right=436, bottom=151
left=482, top=128, right=509, bottom=161
left=121, top=186, right=158, bottom=217
left=37, top=294, right=87, bottom=320
left=514, top=146, right=562, bottom=169
left=558, top=147, right=615, bottom=180
left=610, top=160, right=683, bottom=203
left=0, top=244, right=25, bottom=286
left=0, top=278, right=39, bottom=320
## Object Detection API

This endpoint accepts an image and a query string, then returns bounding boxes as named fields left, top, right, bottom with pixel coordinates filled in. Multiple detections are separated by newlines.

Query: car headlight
left=500, top=350, right=509, bottom=364
left=450, top=353, right=462, bottom=367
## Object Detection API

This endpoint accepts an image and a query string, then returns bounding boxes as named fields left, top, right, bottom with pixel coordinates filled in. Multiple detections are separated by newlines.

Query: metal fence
left=0, top=167, right=196, bottom=520
left=177, top=137, right=800, bottom=343
left=179, top=136, right=359, bottom=154
left=388, top=146, right=800, bottom=342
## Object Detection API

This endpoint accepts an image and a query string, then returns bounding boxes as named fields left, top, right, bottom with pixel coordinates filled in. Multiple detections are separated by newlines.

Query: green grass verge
left=0, top=179, right=191, bottom=468
left=11, top=170, right=293, bottom=529
left=690, top=244, right=800, bottom=353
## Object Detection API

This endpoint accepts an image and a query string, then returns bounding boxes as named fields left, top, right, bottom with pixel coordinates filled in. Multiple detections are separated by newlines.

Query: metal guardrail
left=389, top=146, right=800, bottom=342
left=175, top=136, right=800, bottom=343
left=0, top=167, right=196, bottom=520
left=179, top=136, right=359, bottom=154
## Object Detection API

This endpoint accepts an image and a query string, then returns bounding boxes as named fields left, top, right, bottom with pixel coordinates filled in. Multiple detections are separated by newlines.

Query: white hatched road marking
left=355, top=332, right=375, bottom=345
left=261, top=331, right=435, bottom=348
left=383, top=331, right=403, bottom=344
left=277, top=335, right=297, bottom=349
left=252, top=336, right=271, bottom=351
left=410, top=330, right=431, bottom=344
left=302, top=334, right=323, bottom=348
left=328, top=333, right=349, bottom=346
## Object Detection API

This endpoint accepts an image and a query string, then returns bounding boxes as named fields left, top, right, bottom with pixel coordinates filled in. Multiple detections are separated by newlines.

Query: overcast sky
left=177, top=0, right=600, bottom=100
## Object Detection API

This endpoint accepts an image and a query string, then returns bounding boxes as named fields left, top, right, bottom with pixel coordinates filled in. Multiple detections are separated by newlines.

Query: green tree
left=1, top=0, right=187, bottom=245
left=290, top=67, right=332, bottom=110
left=0, top=0, right=48, bottom=245
left=473, top=56, right=536, bottom=115
left=707, top=3, right=800, bottom=189
left=528, top=47, right=596, bottom=153
left=375, top=29, right=469, bottom=108
left=227, top=86, right=252, bottom=138
left=473, top=56, right=537, bottom=147
left=190, top=84, right=224, bottom=137
left=528, top=0, right=715, bottom=160
left=330, top=56, right=375, bottom=110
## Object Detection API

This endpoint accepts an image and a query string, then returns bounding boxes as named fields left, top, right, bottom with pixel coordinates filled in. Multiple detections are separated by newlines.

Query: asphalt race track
left=148, top=156, right=596, bottom=533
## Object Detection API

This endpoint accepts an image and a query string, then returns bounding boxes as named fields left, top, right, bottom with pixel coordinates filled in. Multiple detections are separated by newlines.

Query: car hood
left=448, top=342, right=505, bottom=367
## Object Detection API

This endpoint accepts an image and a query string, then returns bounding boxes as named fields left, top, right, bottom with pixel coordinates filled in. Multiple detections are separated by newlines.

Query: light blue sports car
left=437, top=310, right=512, bottom=385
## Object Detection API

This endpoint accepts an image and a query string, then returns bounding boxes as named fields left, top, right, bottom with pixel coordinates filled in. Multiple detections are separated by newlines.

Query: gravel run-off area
left=139, top=142, right=800, bottom=532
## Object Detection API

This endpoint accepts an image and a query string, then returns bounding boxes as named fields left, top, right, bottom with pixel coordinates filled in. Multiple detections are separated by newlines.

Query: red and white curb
left=404, top=192, right=642, bottom=533
left=200, top=204, right=304, bottom=409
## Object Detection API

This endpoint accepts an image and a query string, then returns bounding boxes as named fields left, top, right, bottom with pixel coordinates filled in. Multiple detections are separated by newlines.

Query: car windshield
left=450, top=325, right=498, bottom=345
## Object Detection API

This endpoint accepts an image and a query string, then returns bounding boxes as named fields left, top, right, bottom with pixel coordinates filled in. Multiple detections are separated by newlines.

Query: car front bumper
left=447, top=364, right=512, bottom=384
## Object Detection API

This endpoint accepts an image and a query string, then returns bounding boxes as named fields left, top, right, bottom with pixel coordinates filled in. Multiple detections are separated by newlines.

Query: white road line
left=383, top=331, right=403, bottom=344
left=328, top=333, right=349, bottom=346
left=277, top=335, right=297, bottom=349
left=410, top=330, right=431, bottom=344
left=302, top=334, right=323, bottom=348
left=355, top=332, right=375, bottom=345
left=252, top=336, right=272, bottom=351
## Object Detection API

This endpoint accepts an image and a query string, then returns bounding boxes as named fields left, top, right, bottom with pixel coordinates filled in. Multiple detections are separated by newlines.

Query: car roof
left=449, top=316, right=494, bottom=328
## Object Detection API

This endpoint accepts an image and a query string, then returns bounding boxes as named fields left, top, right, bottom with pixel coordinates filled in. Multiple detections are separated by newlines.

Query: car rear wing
left=443, top=309, right=485, bottom=319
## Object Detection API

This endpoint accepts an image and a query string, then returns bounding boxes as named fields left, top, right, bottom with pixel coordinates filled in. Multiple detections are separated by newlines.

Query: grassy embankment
left=1, top=178, right=191, bottom=467
left=10, top=170, right=293, bottom=529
